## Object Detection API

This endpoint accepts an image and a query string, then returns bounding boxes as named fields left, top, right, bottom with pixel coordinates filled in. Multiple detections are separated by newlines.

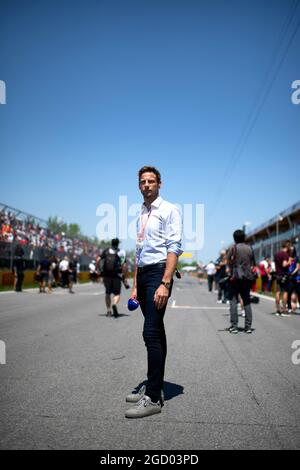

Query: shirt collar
left=142, top=196, right=163, bottom=211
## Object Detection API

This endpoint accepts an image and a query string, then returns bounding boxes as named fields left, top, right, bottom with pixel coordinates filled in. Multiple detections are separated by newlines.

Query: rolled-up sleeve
left=165, top=206, right=183, bottom=256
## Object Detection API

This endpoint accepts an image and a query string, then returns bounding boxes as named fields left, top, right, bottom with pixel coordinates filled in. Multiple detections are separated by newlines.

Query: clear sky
left=1, top=0, right=299, bottom=262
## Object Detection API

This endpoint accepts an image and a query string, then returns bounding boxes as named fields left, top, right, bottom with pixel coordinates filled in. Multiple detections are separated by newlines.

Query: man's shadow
left=131, top=380, right=184, bottom=401
left=99, top=312, right=130, bottom=318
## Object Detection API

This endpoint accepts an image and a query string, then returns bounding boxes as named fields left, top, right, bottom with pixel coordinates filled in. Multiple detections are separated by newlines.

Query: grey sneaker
left=125, top=395, right=161, bottom=419
left=126, top=385, right=146, bottom=403
left=126, top=385, right=165, bottom=404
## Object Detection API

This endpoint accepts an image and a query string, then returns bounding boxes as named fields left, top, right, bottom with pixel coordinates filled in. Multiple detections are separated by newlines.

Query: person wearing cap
left=125, top=166, right=183, bottom=419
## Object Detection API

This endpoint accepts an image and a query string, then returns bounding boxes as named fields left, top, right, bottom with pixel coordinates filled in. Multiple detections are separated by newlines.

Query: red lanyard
left=138, top=208, right=152, bottom=240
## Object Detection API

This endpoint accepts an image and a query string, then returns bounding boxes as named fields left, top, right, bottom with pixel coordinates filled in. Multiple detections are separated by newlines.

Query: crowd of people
left=12, top=247, right=79, bottom=294
left=204, top=238, right=300, bottom=318
left=0, top=208, right=100, bottom=258
left=36, top=254, right=79, bottom=294
left=12, top=238, right=131, bottom=304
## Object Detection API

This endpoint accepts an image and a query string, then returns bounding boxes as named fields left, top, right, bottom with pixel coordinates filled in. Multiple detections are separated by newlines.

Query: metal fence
left=0, top=242, right=93, bottom=272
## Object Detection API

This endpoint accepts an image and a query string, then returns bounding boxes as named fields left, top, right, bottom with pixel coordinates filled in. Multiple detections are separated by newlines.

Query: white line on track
left=0, top=283, right=103, bottom=295
left=252, top=292, right=275, bottom=302
left=171, top=300, right=228, bottom=310
left=50, top=291, right=105, bottom=296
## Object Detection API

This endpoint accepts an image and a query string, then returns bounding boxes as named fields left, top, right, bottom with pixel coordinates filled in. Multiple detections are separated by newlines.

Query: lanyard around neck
left=138, top=207, right=152, bottom=239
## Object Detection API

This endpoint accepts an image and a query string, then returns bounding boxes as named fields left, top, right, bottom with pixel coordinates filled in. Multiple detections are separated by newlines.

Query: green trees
left=47, top=216, right=108, bottom=248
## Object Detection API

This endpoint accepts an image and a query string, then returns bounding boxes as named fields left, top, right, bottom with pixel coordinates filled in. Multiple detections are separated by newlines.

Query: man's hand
left=131, top=286, right=138, bottom=300
left=154, top=284, right=169, bottom=310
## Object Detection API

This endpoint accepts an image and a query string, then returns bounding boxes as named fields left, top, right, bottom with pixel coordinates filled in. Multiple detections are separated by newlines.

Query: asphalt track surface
left=1, top=276, right=300, bottom=450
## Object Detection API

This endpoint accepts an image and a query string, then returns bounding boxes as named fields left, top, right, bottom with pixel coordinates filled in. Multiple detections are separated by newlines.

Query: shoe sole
left=125, top=407, right=162, bottom=419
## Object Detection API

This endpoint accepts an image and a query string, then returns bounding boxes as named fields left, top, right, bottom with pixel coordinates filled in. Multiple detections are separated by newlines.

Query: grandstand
left=246, top=201, right=300, bottom=260
left=0, top=203, right=101, bottom=272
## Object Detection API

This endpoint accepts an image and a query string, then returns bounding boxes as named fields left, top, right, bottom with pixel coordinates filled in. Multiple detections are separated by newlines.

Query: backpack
left=100, top=249, right=122, bottom=274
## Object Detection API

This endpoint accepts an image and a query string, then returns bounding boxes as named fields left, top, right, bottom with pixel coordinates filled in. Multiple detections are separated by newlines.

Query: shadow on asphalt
left=218, top=327, right=256, bottom=333
left=164, top=381, right=185, bottom=400
left=99, top=313, right=130, bottom=318
left=131, top=380, right=184, bottom=402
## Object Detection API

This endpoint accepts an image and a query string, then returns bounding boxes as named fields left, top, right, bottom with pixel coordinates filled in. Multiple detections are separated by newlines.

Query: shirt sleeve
left=165, top=206, right=183, bottom=256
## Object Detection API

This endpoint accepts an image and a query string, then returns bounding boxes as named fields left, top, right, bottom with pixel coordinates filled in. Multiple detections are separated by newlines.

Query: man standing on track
left=125, top=166, right=183, bottom=419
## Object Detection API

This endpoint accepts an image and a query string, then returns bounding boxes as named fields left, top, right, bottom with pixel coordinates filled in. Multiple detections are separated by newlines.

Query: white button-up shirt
left=136, top=196, right=183, bottom=267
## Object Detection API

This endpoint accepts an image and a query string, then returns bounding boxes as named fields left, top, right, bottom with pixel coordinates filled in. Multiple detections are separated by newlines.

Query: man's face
left=139, top=172, right=160, bottom=199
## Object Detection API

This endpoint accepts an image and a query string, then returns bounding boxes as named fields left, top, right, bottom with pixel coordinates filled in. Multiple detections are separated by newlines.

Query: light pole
left=243, top=221, right=251, bottom=235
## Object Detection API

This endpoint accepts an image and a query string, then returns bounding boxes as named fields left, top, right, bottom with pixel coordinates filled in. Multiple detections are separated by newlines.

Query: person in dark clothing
left=215, top=250, right=228, bottom=303
left=13, top=245, right=25, bottom=292
left=37, top=256, right=52, bottom=293
left=100, top=238, right=126, bottom=317
left=286, top=245, right=299, bottom=314
left=227, top=230, right=256, bottom=334
left=71, top=254, right=78, bottom=284
left=274, top=241, right=290, bottom=315
left=67, top=258, right=75, bottom=294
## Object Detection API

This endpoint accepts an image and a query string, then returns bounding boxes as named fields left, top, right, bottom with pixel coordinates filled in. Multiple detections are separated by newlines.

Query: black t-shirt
left=40, top=259, right=51, bottom=272
left=215, top=256, right=227, bottom=278
left=13, top=257, right=25, bottom=273
left=274, top=251, right=289, bottom=276
left=69, top=261, right=75, bottom=271
left=101, top=248, right=123, bottom=278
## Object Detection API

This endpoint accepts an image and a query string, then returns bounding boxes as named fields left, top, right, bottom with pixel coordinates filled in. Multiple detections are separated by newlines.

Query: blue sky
left=1, top=0, right=299, bottom=262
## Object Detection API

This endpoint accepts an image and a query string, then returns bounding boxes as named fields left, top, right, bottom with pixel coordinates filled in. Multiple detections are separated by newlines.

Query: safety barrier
left=0, top=270, right=91, bottom=288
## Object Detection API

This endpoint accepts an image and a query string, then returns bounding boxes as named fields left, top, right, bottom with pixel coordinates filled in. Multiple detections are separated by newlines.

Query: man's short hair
left=138, top=166, right=161, bottom=184
left=233, top=229, right=245, bottom=244
left=111, top=238, right=120, bottom=248
left=281, top=240, right=290, bottom=249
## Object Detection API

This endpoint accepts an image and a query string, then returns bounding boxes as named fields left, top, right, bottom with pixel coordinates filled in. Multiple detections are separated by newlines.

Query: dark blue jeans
left=137, top=264, right=172, bottom=403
